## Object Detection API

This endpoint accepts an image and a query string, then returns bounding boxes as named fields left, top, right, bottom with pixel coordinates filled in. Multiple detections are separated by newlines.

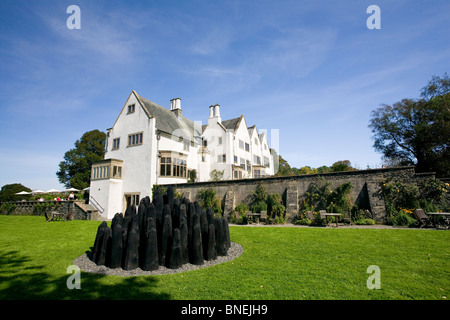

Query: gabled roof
left=247, top=125, right=256, bottom=136
left=134, top=91, right=201, bottom=141
left=221, top=115, right=244, bottom=132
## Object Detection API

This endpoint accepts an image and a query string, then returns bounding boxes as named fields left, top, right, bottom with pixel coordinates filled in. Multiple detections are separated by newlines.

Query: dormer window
left=127, top=104, right=135, bottom=114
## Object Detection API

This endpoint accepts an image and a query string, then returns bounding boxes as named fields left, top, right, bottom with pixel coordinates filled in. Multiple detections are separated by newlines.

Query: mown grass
left=0, top=216, right=448, bottom=300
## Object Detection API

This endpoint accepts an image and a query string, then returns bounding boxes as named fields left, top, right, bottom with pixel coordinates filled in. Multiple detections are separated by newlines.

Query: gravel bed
left=73, top=242, right=244, bottom=277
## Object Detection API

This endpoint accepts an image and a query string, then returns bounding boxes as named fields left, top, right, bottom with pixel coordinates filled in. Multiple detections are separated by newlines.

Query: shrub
left=353, top=219, right=375, bottom=225
left=197, top=188, right=223, bottom=215
left=294, top=218, right=312, bottom=225
left=302, top=180, right=353, bottom=213
left=251, top=201, right=267, bottom=213
left=351, top=206, right=373, bottom=221
left=389, top=212, right=417, bottom=227
left=251, top=183, right=268, bottom=213
left=232, top=203, right=248, bottom=224
left=0, top=203, right=16, bottom=215
left=326, top=182, right=353, bottom=213
left=267, top=194, right=285, bottom=216
left=152, top=185, right=167, bottom=196
left=380, top=177, right=449, bottom=223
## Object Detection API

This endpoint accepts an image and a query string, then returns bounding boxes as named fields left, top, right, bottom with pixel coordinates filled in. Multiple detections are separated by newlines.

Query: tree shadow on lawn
left=0, top=250, right=171, bottom=300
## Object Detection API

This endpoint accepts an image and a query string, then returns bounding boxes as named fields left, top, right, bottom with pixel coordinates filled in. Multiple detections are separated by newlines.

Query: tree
left=274, top=154, right=293, bottom=176
left=209, top=169, right=224, bottom=181
left=57, top=129, right=106, bottom=189
left=330, top=160, right=355, bottom=172
left=369, top=74, right=450, bottom=177
left=0, top=183, right=31, bottom=202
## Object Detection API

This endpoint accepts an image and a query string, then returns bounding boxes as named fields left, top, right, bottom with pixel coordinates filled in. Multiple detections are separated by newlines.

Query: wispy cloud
left=255, top=27, right=337, bottom=77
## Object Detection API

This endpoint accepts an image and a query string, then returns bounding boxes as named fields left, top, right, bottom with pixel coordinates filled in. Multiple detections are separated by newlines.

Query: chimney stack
left=208, top=103, right=221, bottom=124
left=170, top=98, right=182, bottom=118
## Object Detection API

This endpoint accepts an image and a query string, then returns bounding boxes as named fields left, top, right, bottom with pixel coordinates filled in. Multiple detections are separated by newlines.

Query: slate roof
left=135, top=92, right=202, bottom=141
left=221, top=117, right=241, bottom=131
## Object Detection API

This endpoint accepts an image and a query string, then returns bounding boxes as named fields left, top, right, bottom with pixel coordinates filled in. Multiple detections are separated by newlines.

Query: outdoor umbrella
left=15, top=191, right=31, bottom=195
left=46, top=189, right=60, bottom=194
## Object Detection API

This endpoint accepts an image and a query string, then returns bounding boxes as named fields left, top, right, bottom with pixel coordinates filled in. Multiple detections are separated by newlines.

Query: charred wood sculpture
left=90, top=186, right=231, bottom=271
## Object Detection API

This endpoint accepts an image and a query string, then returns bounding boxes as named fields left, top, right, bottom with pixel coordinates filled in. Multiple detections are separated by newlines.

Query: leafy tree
left=274, top=154, right=294, bottom=176
left=369, top=74, right=450, bottom=177
left=57, top=129, right=106, bottom=189
left=209, top=169, right=224, bottom=181
left=330, top=160, right=355, bottom=172
left=0, top=183, right=31, bottom=202
left=299, top=166, right=318, bottom=175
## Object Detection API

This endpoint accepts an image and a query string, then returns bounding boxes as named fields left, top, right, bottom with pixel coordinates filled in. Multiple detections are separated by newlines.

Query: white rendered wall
left=103, top=93, right=156, bottom=214
left=89, top=178, right=123, bottom=220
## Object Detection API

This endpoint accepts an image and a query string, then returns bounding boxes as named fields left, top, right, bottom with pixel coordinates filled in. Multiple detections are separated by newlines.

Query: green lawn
left=0, top=216, right=448, bottom=300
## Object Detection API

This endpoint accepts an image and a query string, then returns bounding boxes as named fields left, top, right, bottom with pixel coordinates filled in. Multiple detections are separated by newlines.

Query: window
left=240, top=157, right=245, bottom=169
left=160, top=157, right=171, bottom=176
left=233, top=169, right=243, bottom=179
left=254, top=155, right=261, bottom=165
left=234, top=156, right=238, bottom=164
left=112, top=165, right=122, bottom=178
left=239, top=140, right=244, bottom=149
left=128, top=132, right=143, bottom=146
left=92, top=165, right=109, bottom=179
left=202, top=139, right=208, bottom=147
left=125, top=193, right=140, bottom=208
left=246, top=160, right=251, bottom=172
left=112, top=138, right=120, bottom=150
left=159, top=154, right=187, bottom=178
left=173, top=158, right=187, bottom=178
left=254, top=169, right=261, bottom=179
left=218, top=137, right=223, bottom=145
left=218, top=154, right=226, bottom=163
left=127, top=104, right=135, bottom=114
left=264, top=156, right=270, bottom=167
left=245, top=143, right=250, bottom=152
left=254, top=138, right=259, bottom=145
left=91, top=159, right=123, bottom=180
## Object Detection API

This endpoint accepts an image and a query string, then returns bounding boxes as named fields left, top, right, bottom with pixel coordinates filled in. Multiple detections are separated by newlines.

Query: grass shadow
left=0, top=250, right=171, bottom=300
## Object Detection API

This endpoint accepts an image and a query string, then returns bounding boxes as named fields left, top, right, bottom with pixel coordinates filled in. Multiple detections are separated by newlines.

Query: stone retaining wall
left=165, top=166, right=435, bottom=223
left=0, top=200, right=102, bottom=220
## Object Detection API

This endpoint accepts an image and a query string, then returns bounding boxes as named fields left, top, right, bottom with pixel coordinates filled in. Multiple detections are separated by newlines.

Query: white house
left=89, top=90, right=275, bottom=219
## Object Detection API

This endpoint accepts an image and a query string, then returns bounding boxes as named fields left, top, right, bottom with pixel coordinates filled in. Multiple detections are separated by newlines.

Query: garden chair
left=260, top=211, right=267, bottom=220
left=413, top=209, right=431, bottom=228
left=342, top=210, right=352, bottom=225
left=63, top=211, right=74, bottom=221
left=319, top=210, right=327, bottom=220
left=307, top=211, right=315, bottom=221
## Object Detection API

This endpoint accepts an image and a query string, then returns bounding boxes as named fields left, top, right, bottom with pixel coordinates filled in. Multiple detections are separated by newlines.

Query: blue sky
left=0, top=0, right=449, bottom=191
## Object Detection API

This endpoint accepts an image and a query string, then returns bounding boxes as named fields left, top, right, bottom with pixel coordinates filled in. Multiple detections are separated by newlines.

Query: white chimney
left=208, top=104, right=221, bottom=124
left=214, top=104, right=221, bottom=121
left=170, top=98, right=182, bottom=118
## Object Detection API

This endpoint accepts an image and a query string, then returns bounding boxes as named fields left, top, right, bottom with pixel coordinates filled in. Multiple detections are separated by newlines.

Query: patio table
left=323, top=213, right=343, bottom=227
left=246, top=212, right=261, bottom=223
